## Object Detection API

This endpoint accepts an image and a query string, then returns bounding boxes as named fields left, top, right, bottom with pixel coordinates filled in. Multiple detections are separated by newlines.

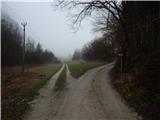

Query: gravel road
left=23, top=63, right=138, bottom=120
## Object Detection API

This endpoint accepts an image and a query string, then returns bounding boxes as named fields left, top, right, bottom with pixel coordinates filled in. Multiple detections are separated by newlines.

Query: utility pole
left=21, top=22, right=27, bottom=73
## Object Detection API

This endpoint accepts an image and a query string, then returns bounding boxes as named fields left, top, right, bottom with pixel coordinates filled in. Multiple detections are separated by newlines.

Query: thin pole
left=21, top=22, right=27, bottom=73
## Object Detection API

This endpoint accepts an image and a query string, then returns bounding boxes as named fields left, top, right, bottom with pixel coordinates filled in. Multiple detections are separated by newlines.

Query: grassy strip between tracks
left=54, top=65, right=67, bottom=91
left=67, top=61, right=109, bottom=78
left=2, top=64, right=62, bottom=120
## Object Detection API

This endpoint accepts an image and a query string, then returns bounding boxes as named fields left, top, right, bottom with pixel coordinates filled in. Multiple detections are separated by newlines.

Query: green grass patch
left=68, top=61, right=108, bottom=78
left=23, top=64, right=63, bottom=99
left=54, top=66, right=67, bottom=91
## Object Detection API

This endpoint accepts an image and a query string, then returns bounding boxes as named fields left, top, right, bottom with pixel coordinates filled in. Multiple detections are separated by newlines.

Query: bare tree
left=55, top=0, right=122, bottom=28
left=54, top=0, right=125, bottom=54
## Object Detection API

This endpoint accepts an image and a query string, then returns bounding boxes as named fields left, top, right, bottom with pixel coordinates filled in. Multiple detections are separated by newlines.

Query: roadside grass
left=54, top=65, right=67, bottom=91
left=2, top=64, right=62, bottom=120
left=68, top=61, right=108, bottom=78
left=111, top=52, right=160, bottom=120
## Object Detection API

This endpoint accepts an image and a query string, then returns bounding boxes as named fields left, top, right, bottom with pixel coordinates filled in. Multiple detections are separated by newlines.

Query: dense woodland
left=64, top=1, right=160, bottom=120
left=113, top=2, right=160, bottom=120
left=72, top=34, right=114, bottom=61
left=1, top=12, right=59, bottom=66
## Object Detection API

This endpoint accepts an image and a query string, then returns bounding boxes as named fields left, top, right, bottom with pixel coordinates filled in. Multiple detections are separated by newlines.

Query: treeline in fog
left=1, top=12, right=59, bottom=66
left=72, top=33, right=115, bottom=61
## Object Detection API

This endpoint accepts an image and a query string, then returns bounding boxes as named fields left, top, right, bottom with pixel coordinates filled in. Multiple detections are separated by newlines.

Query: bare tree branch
left=54, top=0, right=122, bottom=28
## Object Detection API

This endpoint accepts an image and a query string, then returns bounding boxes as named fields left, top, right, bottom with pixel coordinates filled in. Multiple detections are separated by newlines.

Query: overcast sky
left=2, top=1, right=100, bottom=59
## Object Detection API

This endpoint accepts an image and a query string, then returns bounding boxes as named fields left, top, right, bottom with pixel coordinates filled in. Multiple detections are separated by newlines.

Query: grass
left=67, top=61, right=108, bottom=78
left=2, top=64, right=62, bottom=120
left=54, top=65, right=67, bottom=91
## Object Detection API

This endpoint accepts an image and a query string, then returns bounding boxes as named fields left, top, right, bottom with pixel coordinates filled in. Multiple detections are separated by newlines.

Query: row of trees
left=72, top=33, right=114, bottom=61
left=25, top=40, right=59, bottom=64
left=2, top=12, right=59, bottom=66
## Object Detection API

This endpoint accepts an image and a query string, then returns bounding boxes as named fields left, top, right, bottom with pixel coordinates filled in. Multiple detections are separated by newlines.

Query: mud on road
left=24, top=63, right=138, bottom=120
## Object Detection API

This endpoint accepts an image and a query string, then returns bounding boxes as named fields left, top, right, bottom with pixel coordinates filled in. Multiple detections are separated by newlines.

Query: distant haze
left=2, top=2, right=100, bottom=59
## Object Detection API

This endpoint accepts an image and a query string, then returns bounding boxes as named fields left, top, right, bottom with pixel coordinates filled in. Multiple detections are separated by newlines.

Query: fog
left=2, top=1, right=100, bottom=59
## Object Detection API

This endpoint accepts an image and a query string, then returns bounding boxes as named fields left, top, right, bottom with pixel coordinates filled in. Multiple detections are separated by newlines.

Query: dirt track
left=24, top=63, right=138, bottom=120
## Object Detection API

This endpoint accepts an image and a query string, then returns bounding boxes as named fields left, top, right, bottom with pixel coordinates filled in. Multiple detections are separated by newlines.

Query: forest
left=72, top=33, right=114, bottom=61
left=66, top=1, right=160, bottom=120
left=1, top=12, right=59, bottom=67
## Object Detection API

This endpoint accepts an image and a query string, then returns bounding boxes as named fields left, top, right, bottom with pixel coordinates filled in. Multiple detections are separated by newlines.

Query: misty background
left=2, top=1, right=100, bottom=59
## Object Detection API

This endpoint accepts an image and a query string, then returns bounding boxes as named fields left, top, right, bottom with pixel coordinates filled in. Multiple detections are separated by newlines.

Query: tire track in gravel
left=23, top=64, right=66, bottom=120
left=24, top=63, right=139, bottom=120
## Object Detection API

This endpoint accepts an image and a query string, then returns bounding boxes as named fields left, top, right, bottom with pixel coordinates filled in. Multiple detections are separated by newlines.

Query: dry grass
left=2, top=64, right=62, bottom=120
